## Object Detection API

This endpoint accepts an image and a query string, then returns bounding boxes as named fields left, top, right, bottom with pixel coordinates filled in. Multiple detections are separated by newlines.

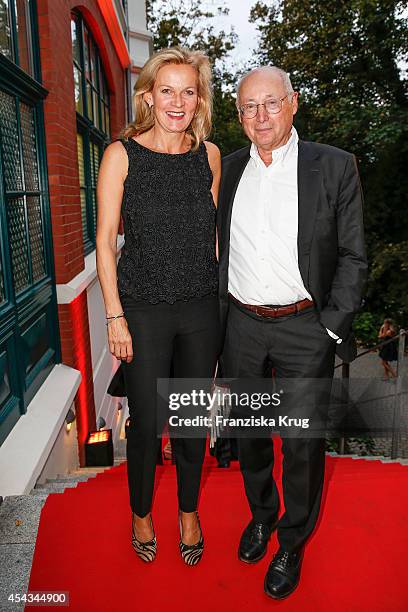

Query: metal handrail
left=334, top=330, right=407, bottom=369
left=336, top=329, right=407, bottom=458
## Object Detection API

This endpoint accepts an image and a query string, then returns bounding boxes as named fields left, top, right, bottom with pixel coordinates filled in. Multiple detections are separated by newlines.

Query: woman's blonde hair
left=121, top=47, right=212, bottom=151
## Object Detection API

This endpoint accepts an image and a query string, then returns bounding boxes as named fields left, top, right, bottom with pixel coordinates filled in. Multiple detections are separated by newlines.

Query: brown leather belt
left=229, top=293, right=314, bottom=318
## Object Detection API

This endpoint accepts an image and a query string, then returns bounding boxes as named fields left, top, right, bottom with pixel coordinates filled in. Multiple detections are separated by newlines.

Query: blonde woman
left=96, top=48, right=221, bottom=565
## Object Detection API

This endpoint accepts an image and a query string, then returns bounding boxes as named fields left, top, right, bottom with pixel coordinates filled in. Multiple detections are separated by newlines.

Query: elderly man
left=217, top=66, right=367, bottom=599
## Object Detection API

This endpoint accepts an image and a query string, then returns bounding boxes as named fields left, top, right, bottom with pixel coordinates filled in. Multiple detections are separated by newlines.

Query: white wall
left=129, top=35, right=151, bottom=70
left=127, top=0, right=148, bottom=31
left=53, top=237, right=128, bottom=474
left=128, top=0, right=153, bottom=97
left=0, top=365, right=81, bottom=497
left=86, top=271, right=127, bottom=445
left=37, top=417, right=79, bottom=484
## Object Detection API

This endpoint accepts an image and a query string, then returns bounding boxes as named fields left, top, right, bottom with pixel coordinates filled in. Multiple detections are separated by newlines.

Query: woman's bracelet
left=106, top=312, right=125, bottom=326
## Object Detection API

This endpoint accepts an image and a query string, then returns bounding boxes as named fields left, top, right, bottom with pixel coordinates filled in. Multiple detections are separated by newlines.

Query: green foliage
left=146, top=0, right=235, bottom=64
left=145, top=0, right=248, bottom=154
left=250, top=0, right=408, bottom=328
left=353, top=311, right=383, bottom=346
left=368, top=241, right=408, bottom=323
left=325, top=436, right=377, bottom=456
left=346, top=438, right=377, bottom=456
left=145, top=0, right=408, bottom=331
left=325, top=438, right=339, bottom=452
left=212, top=84, right=249, bottom=155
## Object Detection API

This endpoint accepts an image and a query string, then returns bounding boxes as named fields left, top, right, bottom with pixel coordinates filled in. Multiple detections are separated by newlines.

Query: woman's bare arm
left=204, top=141, right=221, bottom=260
left=204, top=141, right=221, bottom=207
left=96, top=141, right=133, bottom=362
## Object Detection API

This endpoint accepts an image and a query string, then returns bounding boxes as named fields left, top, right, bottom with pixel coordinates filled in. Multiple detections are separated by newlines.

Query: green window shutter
left=0, top=257, right=5, bottom=305
left=27, top=196, right=46, bottom=282
left=76, top=131, right=90, bottom=249
left=0, top=77, right=60, bottom=446
left=6, top=196, right=30, bottom=293
left=0, top=90, right=24, bottom=191
left=21, top=103, right=40, bottom=191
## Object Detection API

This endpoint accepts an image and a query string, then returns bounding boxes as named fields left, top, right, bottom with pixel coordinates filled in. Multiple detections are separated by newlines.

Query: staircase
left=0, top=454, right=126, bottom=611
left=1, top=451, right=407, bottom=611
left=326, top=451, right=408, bottom=465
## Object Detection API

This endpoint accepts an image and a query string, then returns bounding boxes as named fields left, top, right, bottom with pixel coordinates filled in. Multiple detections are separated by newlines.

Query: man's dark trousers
left=221, top=298, right=336, bottom=553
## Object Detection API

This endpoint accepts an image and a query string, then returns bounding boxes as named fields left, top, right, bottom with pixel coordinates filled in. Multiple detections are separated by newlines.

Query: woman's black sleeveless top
left=117, top=139, right=218, bottom=304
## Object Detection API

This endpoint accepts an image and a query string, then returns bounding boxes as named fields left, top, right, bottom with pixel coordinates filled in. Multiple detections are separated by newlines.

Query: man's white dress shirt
left=228, top=127, right=342, bottom=343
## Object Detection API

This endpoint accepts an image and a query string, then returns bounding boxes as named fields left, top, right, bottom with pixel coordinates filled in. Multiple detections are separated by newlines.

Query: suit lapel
left=218, top=147, right=250, bottom=298
left=220, top=147, right=250, bottom=253
left=297, top=140, right=321, bottom=288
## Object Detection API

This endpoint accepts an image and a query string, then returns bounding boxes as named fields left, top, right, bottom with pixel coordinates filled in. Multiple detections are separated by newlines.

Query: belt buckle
left=255, top=305, right=267, bottom=317
left=260, top=305, right=278, bottom=318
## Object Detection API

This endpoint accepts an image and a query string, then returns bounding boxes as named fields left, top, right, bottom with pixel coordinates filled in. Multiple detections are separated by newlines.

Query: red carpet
left=27, top=440, right=408, bottom=611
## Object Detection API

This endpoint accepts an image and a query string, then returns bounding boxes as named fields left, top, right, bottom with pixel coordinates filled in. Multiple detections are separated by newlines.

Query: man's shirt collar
left=250, top=126, right=299, bottom=168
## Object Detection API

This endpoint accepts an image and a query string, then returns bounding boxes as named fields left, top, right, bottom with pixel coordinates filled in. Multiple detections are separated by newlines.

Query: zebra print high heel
left=179, top=511, right=204, bottom=566
left=132, top=513, right=157, bottom=563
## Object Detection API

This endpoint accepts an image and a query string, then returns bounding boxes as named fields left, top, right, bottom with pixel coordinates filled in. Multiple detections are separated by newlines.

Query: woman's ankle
left=132, top=512, right=154, bottom=541
left=179, top=511, right=200, bottom=543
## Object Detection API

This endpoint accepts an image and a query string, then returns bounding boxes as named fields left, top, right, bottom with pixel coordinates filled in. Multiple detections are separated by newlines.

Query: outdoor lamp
left=85, top=429, right=113, bottom=467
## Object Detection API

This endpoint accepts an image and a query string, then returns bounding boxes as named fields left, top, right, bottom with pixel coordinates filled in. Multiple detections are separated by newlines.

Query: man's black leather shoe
left=238, top=517, right=278, bottom=564
left=264, top=547, right=304, bottom=599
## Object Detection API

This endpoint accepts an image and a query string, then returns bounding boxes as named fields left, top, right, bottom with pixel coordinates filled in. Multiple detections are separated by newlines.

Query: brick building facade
left=0, top=0, right=152, bottom=495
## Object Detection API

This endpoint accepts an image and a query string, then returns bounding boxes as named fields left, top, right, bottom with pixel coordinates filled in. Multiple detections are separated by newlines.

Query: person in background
left=378, top=318, right=398, bottom=379
left=96, top=47, right=220, bottom=566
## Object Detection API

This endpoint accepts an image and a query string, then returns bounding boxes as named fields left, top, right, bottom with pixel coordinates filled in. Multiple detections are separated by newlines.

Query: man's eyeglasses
left=239, top=95, right=291, bottom=119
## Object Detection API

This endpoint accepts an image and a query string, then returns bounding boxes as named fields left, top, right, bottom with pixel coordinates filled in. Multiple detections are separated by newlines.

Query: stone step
left=69, top=467, right=108, bottom=476
left=327, top=452, right=408, bottom=465
left=358, top=455, right=387, bottom=461
left=35, top=481, right=79, bottom=490
left=0, top=495, right=47, bottom=608
left=0, top=495, right=47, bottom=545
left=1, top=542, right=36, bottom=610
left=31, top=484, right=75, bottom=495
left=114, top=458, right=126, bottom=465
left=47, top=475, right=92, bottom=484
left=115, top=438, right=127, bottom=456
left=31, top=463, right=127, bottom=494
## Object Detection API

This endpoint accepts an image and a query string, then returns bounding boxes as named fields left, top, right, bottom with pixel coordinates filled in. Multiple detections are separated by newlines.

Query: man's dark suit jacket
left=217, top=140, right=368, bottom=363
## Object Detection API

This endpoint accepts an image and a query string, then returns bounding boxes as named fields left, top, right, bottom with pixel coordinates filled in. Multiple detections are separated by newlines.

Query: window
left=76, top=132, right=101, bottom=248
left=0, top=0, right=60, bottom=445
left=0, top=0, right=37, bottom=79
left=71, top=12, right=110, bottom=254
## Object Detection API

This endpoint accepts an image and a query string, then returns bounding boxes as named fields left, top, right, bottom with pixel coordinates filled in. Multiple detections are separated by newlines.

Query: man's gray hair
left=236, top=66, right=294, bottom=105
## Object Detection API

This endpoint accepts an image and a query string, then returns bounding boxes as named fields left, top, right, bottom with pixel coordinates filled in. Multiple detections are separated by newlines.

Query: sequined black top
left=117, top=138, right=218, bottom=304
